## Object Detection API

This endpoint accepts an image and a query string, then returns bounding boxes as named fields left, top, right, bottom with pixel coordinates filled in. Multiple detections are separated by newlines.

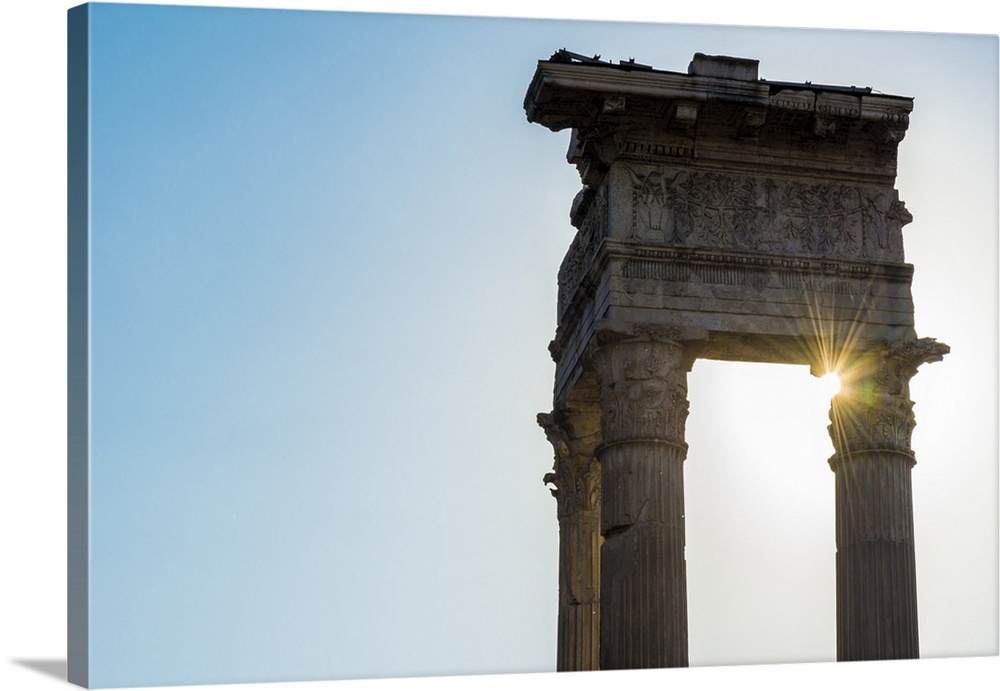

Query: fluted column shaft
left=827, top=339, right=947, bottom=661
left=540, top=412, right=601, bottom=671
left=592, top=332, right=690, bottom=669
left=556, top=500, right=601, bottom=670
left=831, top=448, right=918, bottom=660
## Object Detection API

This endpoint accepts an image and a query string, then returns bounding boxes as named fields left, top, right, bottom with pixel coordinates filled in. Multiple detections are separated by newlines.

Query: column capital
left=538, top=410, right=602, bottom=671
left=837, top=337, right=949, bottom=385
left=589, top=333, right=690, bottom=451
left=539, top=411, right=601, bottom=518
left=827, top=337, right=948, bottom=466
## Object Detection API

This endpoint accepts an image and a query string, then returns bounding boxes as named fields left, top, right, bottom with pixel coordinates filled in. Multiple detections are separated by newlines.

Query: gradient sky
left=77, top=3, right=997, bottom=687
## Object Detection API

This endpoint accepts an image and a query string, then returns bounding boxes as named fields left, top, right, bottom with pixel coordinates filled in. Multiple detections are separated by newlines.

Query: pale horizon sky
left=0, top=3, right=996, bottom=691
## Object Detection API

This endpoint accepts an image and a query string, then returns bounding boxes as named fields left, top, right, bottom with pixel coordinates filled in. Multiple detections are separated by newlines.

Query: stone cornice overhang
left=524, top=59, right=912, bottom=132
left=524, top=58, right=914, bottom=183
left=524, top=60, right=767, bottom=128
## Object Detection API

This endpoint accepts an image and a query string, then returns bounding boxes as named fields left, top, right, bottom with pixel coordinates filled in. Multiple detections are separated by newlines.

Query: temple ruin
left=526, top=50, right=949, bottom=670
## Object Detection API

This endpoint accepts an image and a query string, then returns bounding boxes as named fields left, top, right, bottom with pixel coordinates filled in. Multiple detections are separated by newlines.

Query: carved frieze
left=558, top=182, right=608, bottom=317
left=623, top=165, right=908, bottom=263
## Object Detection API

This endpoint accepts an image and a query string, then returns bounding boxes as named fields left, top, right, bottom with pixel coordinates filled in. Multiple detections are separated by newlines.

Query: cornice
left=524, top=53, right=913, bottom=162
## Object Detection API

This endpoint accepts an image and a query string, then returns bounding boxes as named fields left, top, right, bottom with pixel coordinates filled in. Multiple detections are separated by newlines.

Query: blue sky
left=68, top=2, right=999, bottom=687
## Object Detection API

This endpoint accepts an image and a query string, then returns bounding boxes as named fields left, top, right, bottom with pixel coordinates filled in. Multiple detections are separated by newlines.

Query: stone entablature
left=529, top=51, right=921, bottom=401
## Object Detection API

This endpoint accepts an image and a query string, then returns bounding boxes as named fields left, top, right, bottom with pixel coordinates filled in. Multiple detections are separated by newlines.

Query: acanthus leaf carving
left=538, top=411, right=601, bottom=518
left=592, top=340, right=689, bottom=446
left=828, top=339, right=949, bottom=462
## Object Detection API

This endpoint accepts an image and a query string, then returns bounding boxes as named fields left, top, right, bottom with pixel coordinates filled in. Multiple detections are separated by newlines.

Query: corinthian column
left=827, top=338, right=948, bottom=661
left=539, top=410, right=601, bottom=671
left=591, top=325, right=691, bottom=669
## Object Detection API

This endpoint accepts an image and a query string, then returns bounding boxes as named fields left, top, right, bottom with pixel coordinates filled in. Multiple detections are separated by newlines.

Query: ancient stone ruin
left=525, top=50, right=948, bottom=670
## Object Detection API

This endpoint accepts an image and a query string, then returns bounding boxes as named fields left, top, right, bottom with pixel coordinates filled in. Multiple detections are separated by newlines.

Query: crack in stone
left=604, top=499, right=650, bottom=540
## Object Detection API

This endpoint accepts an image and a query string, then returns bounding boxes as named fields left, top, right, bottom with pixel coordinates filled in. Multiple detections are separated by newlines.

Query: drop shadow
left=11, top=658, right=67, bottom=682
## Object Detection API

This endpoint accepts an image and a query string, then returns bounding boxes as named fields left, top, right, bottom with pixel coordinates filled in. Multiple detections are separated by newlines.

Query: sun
left=819, top=371, right=842, bottom=397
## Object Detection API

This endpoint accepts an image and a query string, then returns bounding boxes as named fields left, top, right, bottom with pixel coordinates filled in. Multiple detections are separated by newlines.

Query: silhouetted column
left=539, top=411, right=601, bottom=671
left=827, top=339, right=948, bottom=661
left=591, top=325, right=691, bottom=669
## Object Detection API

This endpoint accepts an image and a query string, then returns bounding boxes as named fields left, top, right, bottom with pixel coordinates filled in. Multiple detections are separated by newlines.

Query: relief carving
left=592, top=339, right=689, bottom=446
left=630, top=170, right=680, bottom=242
left=624, top=165, right=908, bottom=262
left=558, top=183, right=608, bottom=316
